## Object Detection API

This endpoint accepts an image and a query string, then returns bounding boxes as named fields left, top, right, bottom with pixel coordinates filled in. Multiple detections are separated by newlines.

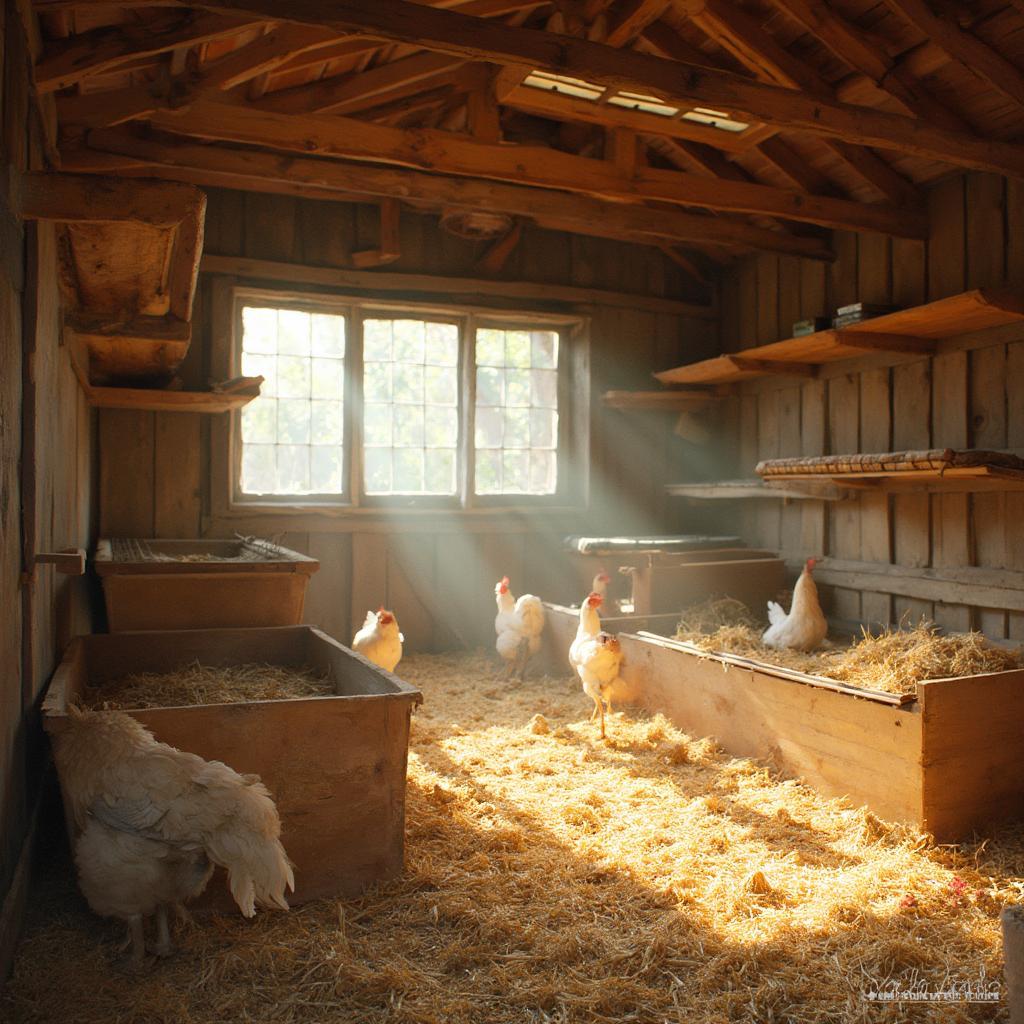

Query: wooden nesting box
left=623, top=550, right=786, bottom=615
left=95, top=538, right=319, bottom=631
left=43, top=626, right=422, bottom=904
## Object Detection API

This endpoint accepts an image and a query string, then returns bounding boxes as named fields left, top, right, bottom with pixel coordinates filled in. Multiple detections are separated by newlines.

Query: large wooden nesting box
left=43, top=626, right=422, bottom=904
left=95, top=538, right=319, bottom=631
left=623, top=550, right=786, bottom=615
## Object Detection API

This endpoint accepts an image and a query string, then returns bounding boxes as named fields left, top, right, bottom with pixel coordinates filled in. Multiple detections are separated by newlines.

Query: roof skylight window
left=680, top=106, right=750, bottom=132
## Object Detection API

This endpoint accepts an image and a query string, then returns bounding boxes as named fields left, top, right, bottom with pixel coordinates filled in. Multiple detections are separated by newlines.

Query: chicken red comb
left=805, top=557, right=817, bottom=572
left=586, top=591, right=604, bottom=607
left=597, top=571, right=611, bottom=582
left=378, top=609, right=394, bottom=624
left=498, top=575, right=510, bottom=593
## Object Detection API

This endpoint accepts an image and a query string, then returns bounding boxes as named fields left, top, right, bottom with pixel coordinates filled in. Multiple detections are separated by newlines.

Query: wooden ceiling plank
left=68, top=129, right=836, bottom=258
left=177, top=0, right=1024, bottom=175
left=756, top=135, right=837, bottom=195
left=882, top=0, right=1024, bottom=110
left=684, top=0, right=921, bottom=204
left=768, top=0, right=971, bottom=133
left=255, top=51, right=466, bottom=115
left=35, top=11, right=262, bottom=94
left=143, top=98, right=926, bottom=235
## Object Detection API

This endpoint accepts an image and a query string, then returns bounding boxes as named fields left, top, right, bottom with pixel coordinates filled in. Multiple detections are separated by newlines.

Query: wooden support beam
left=197, top=251, right=716, bottom=317
left=143, top=99, right=926, bottom=236
left=68, top=130, right=837, bottom=259
left=14, top=171, right=205, bottom=227
left=179, top=0, right=1024, bottom=177
left=882, top=0, right=1024, bottom=110
left=606, top=125, right=638, bottom=176
left=34, top=11, right=260, bottom=93
left=351, top=198, right=402, bottom=267
left=466, top=65, right=502, bottom=142
left=604, top=0, right=671, bottom=47
left=767, top=0, right=972, bottom=133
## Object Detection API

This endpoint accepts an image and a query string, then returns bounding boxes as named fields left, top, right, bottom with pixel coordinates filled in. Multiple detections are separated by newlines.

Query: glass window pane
left=364, top=447, right=392, bottom=493
left=312, top=314, right=345, bottom=357
left=362, top=317, right=459, bottom=496
left=310, top=447, right=342, bottom=492
left=473, top=325, right=559, bottom=496
left=311, top=401, right=343, bottom=445
left=278, top=310, right=311, bottom=355
left=238, top=304, right=347, bottom=496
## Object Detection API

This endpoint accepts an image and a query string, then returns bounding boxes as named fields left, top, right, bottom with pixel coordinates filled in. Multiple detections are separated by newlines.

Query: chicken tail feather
left=766, top=600, right=786, bottom=627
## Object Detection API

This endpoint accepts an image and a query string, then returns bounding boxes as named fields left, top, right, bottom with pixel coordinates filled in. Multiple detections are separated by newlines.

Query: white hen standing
left=568, top=590, right=603, bottom=671
left=574, top=632, right=623, bottom=739
left=51, top=706, right=294, bottom=965
left=494, top=576, right=546, bottom=679
left=352, top=607, right=404, bottom=672
left=762, top=557, right=828, bottom=651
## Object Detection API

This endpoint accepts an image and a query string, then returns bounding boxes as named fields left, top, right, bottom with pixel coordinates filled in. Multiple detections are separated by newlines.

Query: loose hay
left=80, top=662, right=335, bottom=710
left=5, top=650, right=1021, bottom=1024
left=676, top=600, right=1024, bottom=695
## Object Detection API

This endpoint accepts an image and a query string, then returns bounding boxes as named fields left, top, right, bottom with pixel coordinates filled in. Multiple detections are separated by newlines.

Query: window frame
left=218, top=283, right=589, bottom=517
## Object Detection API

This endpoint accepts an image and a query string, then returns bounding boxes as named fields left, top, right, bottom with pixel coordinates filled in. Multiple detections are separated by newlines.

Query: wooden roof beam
left=881, top=0, right=1024, bottom=110
left=604, top=0, right=672, bottom=48
left=143, top=98, right=926, bottom=236
left=181, top=0, right=1024, bottom=176
left=767, top=0, right=972, bottom=133
left=67, top=129, right=836, bottom=259
left=35, top=11, right=263, bottom=94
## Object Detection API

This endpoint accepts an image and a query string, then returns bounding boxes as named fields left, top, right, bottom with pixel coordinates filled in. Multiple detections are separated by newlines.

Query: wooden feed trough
left=95, top=538, right=319, bottom=631
left=544, top=606, right=1024, bottom=840
left=43, top=626, right=422, bottom=905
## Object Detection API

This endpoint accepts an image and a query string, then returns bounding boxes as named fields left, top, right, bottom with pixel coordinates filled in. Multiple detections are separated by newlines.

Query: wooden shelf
left=666, top=479, right=847, bottom=500
left=85, top=377, right=263, bottom=414
left=602, top=389, right=727, bottom=410
left=655, top=288, right=1024, bottom=386
left=763, top=463, right=1024, bottom=494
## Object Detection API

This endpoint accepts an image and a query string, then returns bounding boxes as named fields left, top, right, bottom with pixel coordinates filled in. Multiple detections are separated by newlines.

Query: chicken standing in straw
left=762, top=557, right=828, bottom=651
left=51, top=706, right=294, bottom=966
left=352, top=607, right=404, bottom=673
left=494, top=576, right=546, bottom=679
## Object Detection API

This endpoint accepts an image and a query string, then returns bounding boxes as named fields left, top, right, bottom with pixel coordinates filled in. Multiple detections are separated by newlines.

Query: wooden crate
left=95, top=538, right=319, bottom=631
left=43, top=626, right=422, bottom=905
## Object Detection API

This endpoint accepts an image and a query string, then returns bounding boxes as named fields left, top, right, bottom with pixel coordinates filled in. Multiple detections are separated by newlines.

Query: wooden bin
left=43, top=626, right=422, bottom=905
left=95, top=538, right=319, bottom=631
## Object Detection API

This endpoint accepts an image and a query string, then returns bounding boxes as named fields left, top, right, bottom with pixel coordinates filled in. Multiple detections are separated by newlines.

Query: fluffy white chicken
left=51, top=706, right=294, bottom=965
left=568, top=590, right=603, bottom=676
left=494, top=576, right=546, bottom=679
left=574, top=632, right=623, bottom=739
left=352, top=607, right=403, bottom=672
left=762, top=557, right=828, bottom=651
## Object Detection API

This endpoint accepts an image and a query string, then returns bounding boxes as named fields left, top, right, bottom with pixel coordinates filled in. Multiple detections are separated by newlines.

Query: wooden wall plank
left=927, top=176, right=966, bottom=300
left=891, top=238, right=925, bottom=307
left=778, top=386, right=802, bottom=557
left=777, top=257, right=801, bottom=342
left=153, top=412, right=201, bottom=537
left=350, top=532, right=389, bottom=640
left=755, top=254, right=778, bottom=345
left=755, top=389, right=781, bottom=551
left=859, top=366, right=892, bottom=625
left=799, top=380, right=826, bottom=557
left=965, top=173, right=1005, bottom=290
left=99, top=409, right=154, bottom=537
left=827, top=373, right=861, bottom=621
left=302, top=533, right=352, bottom=642
left=857, top=232, right=891, bottom=306
left=829, top=230, right=858, bottom=310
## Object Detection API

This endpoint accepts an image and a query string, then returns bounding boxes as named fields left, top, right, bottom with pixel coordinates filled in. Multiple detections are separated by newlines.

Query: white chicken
left=573, top=632, right=624, bottom=739
left=51, top=706, right=294, bottom=965
left=494, top=576, right=546, bottom=679
left=591, top=570, right=611, bottom=599
left=762, top=557, right=828, bottom=651
left=352, top=607, right=403, bottom=672
left=568, top=590, right=604, bottom=670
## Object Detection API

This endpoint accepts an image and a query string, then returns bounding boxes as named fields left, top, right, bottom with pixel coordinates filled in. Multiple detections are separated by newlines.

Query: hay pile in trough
left=81, top=662, right=334, bottom=710
left=5, top=651, right=1020, bottom=1023
left=675, top=599, right=1023, bottom=695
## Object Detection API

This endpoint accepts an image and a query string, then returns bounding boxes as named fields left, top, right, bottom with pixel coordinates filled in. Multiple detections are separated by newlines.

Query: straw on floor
left=4, top=651, right=1020, bottom=1023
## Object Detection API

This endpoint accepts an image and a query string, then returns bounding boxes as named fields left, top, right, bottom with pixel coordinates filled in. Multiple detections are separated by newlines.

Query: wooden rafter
left=177, top=0, right=1024, bottom=176
left=767, top=0, right=972, bottom=133
left=139, top=98, right=925, bottom=235
left=66, top=129, right=836, bottom=258
left=604, top=0, right=672, bottom=48
left=881, top=0, right=1024, bottom=110
left=34, top=10, right=261, bottom=93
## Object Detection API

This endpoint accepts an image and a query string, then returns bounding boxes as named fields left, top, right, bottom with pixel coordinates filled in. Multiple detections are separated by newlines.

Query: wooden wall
left=0, top=0, right=95, bottom=979
left=719, top=172, right=1024, bottom=638
left=98, top=189, right=717, bottom=649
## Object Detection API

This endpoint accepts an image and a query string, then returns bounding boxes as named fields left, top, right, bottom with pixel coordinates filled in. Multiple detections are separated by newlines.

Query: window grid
left=238, top=305, right=347, bottom=496
left=362, top=318, right=460, bottom=496
left=474, top=326, right=559, bottom=496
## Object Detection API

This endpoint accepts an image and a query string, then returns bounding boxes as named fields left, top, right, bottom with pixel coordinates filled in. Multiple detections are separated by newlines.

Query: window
left=230, top=291, right=584, bottom=510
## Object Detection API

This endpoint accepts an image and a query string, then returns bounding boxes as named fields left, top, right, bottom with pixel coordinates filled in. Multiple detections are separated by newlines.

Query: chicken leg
left=151, top=904, right=174, bottom=958
left=127, top=913, right=147, bottom=967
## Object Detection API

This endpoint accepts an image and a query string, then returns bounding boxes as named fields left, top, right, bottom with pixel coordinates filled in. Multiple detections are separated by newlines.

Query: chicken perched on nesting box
left=762, top=558, right=828, bottom=651
left=51, top=707, right=294, bottom=966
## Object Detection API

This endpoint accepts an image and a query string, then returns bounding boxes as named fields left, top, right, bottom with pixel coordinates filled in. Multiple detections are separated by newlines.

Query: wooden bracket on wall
left=351, top=198, right=401, bottom=268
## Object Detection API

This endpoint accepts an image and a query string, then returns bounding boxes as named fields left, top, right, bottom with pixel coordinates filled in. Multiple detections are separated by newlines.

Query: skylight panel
left=681, top=106, right=750, bottom=132
left=523, top=71, right=602, bottom=100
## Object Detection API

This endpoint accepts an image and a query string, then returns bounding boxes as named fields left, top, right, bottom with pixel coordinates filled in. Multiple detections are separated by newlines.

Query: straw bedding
left=675, top=599, right=1024, bottom=695
left=80, top=662, right=335, bottom=710
left=5, top=651, right=1021, bottom=1023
